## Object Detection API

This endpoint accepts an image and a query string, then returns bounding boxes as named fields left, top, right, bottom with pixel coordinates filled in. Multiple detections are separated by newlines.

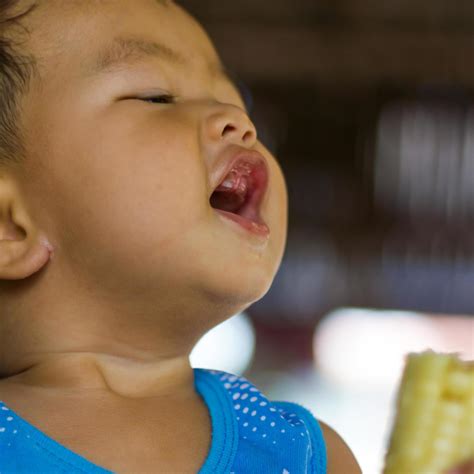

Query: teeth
left=219, top=170, right=240, bottom=190
left=217, top=169, right=249, bottom=197
left=236, top=176, right=249, bottom=195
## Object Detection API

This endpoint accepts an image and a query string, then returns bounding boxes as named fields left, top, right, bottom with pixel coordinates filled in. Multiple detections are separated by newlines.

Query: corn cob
left=383, top=350, right=474, bottom=474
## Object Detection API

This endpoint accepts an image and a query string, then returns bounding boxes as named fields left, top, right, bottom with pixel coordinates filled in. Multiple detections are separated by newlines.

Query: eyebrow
left=91, top=36, right=188, bottom=73
left=90, top=35, right=234, bottom=85
left=87, top=35, right=248, bottom=110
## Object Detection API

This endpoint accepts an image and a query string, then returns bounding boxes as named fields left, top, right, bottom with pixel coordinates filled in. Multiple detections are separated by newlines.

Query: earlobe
left=0, top=233, right=53, bottom=279
left=0, top=182, right=54, bottom=280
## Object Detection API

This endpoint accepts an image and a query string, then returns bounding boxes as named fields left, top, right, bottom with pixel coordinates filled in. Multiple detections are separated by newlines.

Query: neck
left=0, top=256, right=240, bottom=401
left=3, top=351, right=196, bottom=399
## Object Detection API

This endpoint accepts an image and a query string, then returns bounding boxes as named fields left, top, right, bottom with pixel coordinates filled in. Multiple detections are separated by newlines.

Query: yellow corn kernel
left=383, top=350, right=474, bottom=474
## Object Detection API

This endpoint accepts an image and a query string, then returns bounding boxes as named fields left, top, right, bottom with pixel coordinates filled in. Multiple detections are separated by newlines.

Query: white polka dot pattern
left=0, top=370, right=326, bottom=474
left=204, top=369, right=320, bottom=473
left=206, top=370, right=309, bottom=449
left=0, top=405, right=10, bottom=437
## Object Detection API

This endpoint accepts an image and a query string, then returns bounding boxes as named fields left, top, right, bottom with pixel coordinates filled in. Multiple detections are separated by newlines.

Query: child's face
left=18, top=0, right=287, bottom=326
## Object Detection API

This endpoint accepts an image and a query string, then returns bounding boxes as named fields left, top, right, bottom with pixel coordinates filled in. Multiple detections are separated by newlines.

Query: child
left=0, top=0, right=363, bottom=472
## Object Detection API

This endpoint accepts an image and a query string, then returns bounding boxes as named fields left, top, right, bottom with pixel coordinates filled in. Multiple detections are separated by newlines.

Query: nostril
left=242, top=130, right=254, bottom=142
left=222, top=124, right=237, bottom=136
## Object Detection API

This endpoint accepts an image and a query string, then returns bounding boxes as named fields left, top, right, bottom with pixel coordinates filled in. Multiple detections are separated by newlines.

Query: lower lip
left=214, top=209, right=270, bottom=238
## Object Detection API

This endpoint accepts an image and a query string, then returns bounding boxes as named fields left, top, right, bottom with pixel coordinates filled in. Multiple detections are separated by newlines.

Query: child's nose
left=203, top=103, right=257, bottom=148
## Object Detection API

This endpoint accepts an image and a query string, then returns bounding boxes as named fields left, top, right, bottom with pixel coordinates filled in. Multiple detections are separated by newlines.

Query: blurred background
left=180, top=1, right=474, bottom=472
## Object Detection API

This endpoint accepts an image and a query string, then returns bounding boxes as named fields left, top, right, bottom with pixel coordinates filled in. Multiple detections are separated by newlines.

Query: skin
left=0, top=0, right=363, bottom=472
left=445, top=460, right=474, bottom=474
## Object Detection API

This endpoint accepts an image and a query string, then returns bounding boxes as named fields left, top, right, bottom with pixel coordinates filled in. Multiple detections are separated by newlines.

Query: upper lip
left=210, top=148, right=269, bottom=198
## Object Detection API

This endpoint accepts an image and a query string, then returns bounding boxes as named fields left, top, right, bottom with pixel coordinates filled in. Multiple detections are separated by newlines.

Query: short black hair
left=0, top=0, right=39, bottom=170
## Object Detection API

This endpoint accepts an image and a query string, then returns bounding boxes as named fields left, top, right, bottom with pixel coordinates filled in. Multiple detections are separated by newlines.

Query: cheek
left=41, top=123, right=207, bottom=276
left=86, top=162, right=201, bottom=244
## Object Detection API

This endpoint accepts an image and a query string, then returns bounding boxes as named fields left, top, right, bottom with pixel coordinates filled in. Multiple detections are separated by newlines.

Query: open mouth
left=209, top=159, right=268, bottom=227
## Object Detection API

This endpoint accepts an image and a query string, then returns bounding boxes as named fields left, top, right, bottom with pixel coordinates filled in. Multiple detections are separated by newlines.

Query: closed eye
left=140, top=94, right=176, bottom=104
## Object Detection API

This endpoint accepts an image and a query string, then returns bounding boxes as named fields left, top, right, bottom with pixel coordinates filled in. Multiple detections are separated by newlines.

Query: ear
left=0, top=176, right=54, bottom=280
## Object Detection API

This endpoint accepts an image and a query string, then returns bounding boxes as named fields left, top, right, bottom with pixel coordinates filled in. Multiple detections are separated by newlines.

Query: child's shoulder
left=194, top=368, right=362, bottom=474
left=194, top=367, right=328, bottom=474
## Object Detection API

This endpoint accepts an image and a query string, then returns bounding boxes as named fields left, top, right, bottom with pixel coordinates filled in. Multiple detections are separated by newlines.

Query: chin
left=199, top=268, right=274, bottom=310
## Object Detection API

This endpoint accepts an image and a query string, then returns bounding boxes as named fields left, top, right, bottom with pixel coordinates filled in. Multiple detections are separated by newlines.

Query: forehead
left=21, top=0, right=248, bottom=113
left=88, top=34, right=227, bottom=82
left=29, top=0, right=221, bottom=79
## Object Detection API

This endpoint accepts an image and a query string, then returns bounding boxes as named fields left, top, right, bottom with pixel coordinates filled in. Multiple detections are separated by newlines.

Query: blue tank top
left=0, top=368, right=327, bottom=473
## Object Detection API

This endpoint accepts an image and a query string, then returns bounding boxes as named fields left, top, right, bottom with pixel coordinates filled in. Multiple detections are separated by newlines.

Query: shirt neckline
left=0, top=368, right=238, bottom=474
left=194, top=368, right=239, bottom=473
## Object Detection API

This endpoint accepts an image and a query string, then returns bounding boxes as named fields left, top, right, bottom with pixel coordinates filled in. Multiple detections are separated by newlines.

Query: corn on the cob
left=383, top=350, right=474, bottom=474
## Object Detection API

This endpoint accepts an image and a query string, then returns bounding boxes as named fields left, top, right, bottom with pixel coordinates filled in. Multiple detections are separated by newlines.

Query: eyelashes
left=139, top=83, right=254, bottom=115
left=140, top=94, right=176, bottom=104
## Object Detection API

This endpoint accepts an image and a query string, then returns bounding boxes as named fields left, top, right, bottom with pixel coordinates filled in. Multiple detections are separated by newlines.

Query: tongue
left=211, top=168, right=251, bottom=213
left=210, top=187, right=246, bottom=213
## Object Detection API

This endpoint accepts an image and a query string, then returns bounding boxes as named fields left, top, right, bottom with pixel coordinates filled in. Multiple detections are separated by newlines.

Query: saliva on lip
left=215, top=208, right=270, bottom=237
